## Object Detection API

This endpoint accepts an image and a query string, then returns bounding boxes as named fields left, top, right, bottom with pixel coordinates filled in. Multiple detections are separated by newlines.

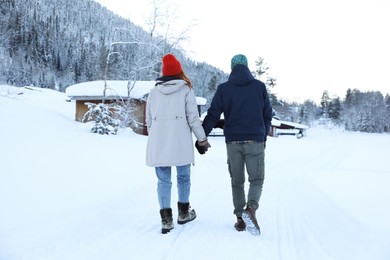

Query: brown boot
left=160, top=208, right=174, bottom=234
left=234, top=217, right=246, bottom=231
left=177, top=202, right=196, bottom=224
left=242, top=206, right=261, bottom=236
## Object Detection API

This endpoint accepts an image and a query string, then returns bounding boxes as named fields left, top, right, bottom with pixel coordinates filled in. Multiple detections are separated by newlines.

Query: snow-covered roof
left=272, top=118, right=309, bottom=129
left=65, top=80, right=155, bottom=100
left=66, top=80, right=208, bottom=106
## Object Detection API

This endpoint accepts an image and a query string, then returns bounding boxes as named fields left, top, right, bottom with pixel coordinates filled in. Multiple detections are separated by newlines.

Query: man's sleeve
left=202, top=86, right=223, bottom=136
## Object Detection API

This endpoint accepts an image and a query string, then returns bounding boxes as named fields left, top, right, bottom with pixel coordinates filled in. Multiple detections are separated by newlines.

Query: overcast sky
left=94, top=0, right=390, bottom=103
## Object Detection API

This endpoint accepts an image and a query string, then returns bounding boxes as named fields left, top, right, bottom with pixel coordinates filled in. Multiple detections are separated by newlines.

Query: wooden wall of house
left=75, top=100, right=101, bottom=122
left=130, top=99, right=148, bottom=135
left=268, top=126, right=277, bottom=137
left=74, top=99, right=148, bottom=135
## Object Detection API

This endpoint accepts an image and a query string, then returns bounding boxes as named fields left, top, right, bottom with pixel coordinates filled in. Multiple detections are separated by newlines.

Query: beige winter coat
left=146, top=79, right=207, bottom=167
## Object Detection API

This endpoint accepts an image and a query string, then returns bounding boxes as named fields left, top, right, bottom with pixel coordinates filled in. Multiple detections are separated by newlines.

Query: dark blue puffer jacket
left=202, top=64, right=273, bottom=143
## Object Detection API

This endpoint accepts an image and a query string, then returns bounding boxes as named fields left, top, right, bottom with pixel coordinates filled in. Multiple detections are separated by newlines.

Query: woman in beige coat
left=146, top=54, right=210, bottom=234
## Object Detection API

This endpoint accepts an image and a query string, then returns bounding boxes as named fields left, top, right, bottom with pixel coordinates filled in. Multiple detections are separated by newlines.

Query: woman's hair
left=176, top=70, right=193, bottom=89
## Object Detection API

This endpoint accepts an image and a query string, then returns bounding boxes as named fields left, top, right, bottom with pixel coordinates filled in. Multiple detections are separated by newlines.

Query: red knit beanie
left=162, top=54, right=182, bottom=76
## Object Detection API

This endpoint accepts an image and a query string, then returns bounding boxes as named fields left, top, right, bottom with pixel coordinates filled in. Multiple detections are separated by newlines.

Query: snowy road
left=1, top=86, right=390, bottom=259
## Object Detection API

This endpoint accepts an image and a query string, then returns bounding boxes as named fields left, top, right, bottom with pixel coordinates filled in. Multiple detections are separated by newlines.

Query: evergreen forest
left=1, top=0, right=389, bottom=133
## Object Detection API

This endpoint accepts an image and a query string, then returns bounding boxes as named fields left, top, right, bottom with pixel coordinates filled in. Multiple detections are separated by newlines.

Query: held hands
left=195, top=139, right=211, bottom=155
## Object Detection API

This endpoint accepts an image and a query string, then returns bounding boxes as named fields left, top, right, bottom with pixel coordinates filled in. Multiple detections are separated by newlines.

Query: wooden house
left=66, top=80, right=207, bottom=135
left=269, top=117, right=309, bottom=138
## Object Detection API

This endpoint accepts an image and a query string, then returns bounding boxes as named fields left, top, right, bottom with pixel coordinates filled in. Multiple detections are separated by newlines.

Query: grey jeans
left=226, top=141, right=265, bottom=217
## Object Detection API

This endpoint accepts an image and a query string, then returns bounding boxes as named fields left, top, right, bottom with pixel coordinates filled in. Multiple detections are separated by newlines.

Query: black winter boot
left=160, top=208, right=174, bottom=234
left=177, top=202, right=196, bottom=224
left=234, top=217, right=246, bottom=232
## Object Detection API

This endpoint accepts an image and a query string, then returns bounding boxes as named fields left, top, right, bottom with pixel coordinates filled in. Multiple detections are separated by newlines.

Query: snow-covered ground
left=1, top=85, right=389, bottom=260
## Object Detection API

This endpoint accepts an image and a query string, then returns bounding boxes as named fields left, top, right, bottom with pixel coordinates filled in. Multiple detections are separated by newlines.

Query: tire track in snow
left=263, top=132, right=370, bottom=259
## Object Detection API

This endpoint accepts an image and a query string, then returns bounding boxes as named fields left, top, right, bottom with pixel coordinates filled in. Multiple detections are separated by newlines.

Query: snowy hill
left=0, top=85, right=390, bottom=260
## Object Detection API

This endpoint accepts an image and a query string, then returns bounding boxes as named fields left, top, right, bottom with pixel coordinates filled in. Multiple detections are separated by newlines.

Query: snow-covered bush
left=82, top=102, right=120, bottom=135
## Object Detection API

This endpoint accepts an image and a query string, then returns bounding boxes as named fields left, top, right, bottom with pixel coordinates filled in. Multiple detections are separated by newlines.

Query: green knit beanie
left=231, top=54, right=248, bottom=69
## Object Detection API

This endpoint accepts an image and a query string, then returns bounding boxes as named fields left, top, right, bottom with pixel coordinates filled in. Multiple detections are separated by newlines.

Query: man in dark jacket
left=201, top=54, right=272, bottom=235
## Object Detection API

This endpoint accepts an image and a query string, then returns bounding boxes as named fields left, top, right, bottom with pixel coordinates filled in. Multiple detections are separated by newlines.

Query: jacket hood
left=228, top=64, right=255, bottom=86
left=155, top=79, right=186, bottom=95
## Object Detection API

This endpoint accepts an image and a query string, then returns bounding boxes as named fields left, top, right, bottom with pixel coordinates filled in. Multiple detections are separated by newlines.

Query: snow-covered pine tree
left=82, top=102, right=120, bottom=135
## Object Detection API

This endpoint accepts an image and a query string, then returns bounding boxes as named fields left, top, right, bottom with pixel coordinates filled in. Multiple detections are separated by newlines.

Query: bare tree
left=102, top=26, right=163, bottom=99
left=145, top=0, right=196, bottom=54
left=101, top=0, right=196, bottom=130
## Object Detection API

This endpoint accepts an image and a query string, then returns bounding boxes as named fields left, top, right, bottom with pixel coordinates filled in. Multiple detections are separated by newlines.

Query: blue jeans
left=155, top=164, right=191, bottom=209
